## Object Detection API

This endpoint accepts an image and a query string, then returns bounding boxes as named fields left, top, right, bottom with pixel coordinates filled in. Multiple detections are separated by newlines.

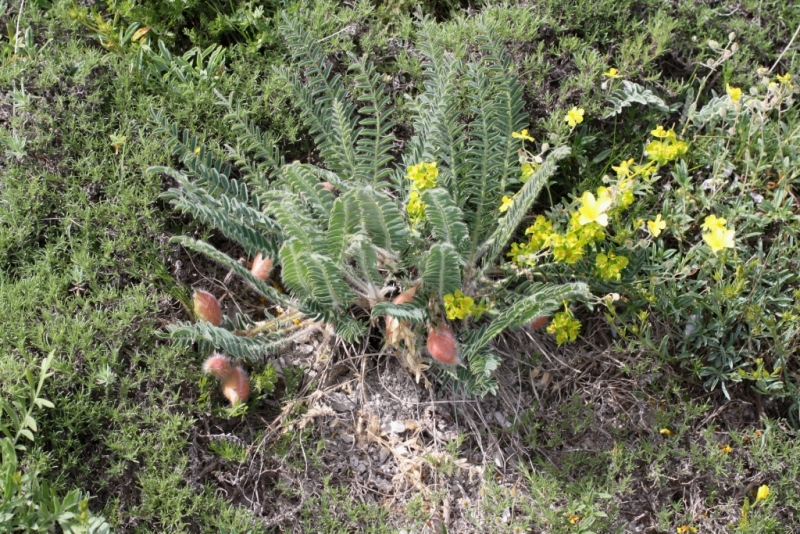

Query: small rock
left=388, top=420, right=406, bottom=434
left=328, top=392, right=356, bottom=412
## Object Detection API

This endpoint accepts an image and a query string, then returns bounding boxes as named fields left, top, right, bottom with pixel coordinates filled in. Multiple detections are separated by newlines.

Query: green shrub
left=0, top=353, right=110, bottom=533
left=152, top=17, right=591, bottom=396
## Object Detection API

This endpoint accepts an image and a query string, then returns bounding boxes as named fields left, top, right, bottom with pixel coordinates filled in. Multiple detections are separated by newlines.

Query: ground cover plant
left=2, top=0, right=800, bottom=532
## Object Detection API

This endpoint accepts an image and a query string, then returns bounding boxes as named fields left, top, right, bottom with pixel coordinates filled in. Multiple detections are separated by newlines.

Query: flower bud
left=221, top=366, right=250, bottom=405
left=193, top=290, right=223, bottom=326
left=321, top=181, right=334, bottom=191
left=203, top=353, right=232, bottom=379
left=427, top=323, right=461, bottom=366
left=250, top=253, right=273, bottom=281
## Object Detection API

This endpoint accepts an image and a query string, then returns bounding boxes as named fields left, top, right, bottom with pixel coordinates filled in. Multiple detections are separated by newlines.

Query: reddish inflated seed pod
left=392, top=283, right=420, bottom=305
left=203, top=353, right=232, bottom=379
left=385, top=283, right=421, bottom=339
left=250, top=253, right=273, bottom=281
left=193, top=289, right=223, bottom=326
left=321, top=181, right=334, bottom=191
left=427, top=323, right=461, bottom=366
left=221, top=366, right=250, bottom=406
left=529, top=316, right=550, bottom=330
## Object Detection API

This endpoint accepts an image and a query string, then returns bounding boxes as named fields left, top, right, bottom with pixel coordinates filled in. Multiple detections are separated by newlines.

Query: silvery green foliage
left=153, top=18, right=588, bottom=394
left=603, top=80, right=671, bottom=118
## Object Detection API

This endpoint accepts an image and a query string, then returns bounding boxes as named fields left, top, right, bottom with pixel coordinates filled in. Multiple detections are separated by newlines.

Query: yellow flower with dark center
left=647, top=214, right=667, bottom=237
left=564, top=107, right=585, bottom=128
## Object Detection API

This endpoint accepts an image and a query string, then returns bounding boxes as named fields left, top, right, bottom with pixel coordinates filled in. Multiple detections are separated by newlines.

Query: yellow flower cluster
left=443, top=290, right=474, bottom=320
left=406, top=161, right=438, bottom=190
left=507, top=177, right=638, bottom=268
left=701, top=214, right=735, bottom=254
left=405, top=162, right=438, bottom=222
left=546, top=309, right=581, bottom=345
left=646, top=126, right=688, bottom=166
left=595, top=251, right=629, bottom=281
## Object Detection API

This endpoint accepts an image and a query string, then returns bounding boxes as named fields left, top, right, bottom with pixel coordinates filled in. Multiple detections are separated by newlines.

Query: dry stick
left=769, top=22, right=800, bottom=74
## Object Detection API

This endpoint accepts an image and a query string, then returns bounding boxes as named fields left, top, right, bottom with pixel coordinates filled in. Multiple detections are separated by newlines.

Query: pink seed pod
left=250, top=253, right=273, bottom=281
left=529, top=316, right=550, bottom=330
left=193, top=290, right=223, bottom=326
left=202, top=353, right=232, bottom=379
left=321, top=181, right=334, bottom=191
left=221, top=366, right=250, bottom=406
left=427, top=323, right=461, bottom=366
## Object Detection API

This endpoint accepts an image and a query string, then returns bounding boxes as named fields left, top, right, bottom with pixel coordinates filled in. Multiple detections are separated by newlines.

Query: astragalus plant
left=152, top=18, right=588, bottom=395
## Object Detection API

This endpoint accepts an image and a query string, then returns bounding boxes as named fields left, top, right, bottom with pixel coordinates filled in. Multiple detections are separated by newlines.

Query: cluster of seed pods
left=192, top=254, right=274, bottom=406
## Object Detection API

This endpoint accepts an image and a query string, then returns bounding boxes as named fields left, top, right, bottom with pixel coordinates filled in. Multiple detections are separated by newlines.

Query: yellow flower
left=520, top=162, right=537, bottom=183
left=659, top=428, right=674, bottom=436
left=443, top=290, right=475, bottom=320
left=776, top=73, right=793, bottom=88
left=701, top=214, right=727, bottom=232
left=726, top=83, right=742, bottom=102
left=406, top=190, right=425, bottom=221
left=612, top=158, right=635, bottom=178
left=647, top=214, right=667, bottom=237
left=578, top=191, right=613, bottom=227
left=755, top=484, right=770, bottom=502
left=651, top=125, right=669, bottom=138
left=499, top=196, right=513, bottom=213
left=676, top=526, right=697, bottom=533
left=406, top=162, right=438, bottom=191
left=512, top=129, right=535, bottom=142
left=603, top=67, right=622, bottom=78
left=703, top=226, right=735, bottom=253
left=720, top=444, right=733, bottom=454
left=565, top=107, right=585, bottom=128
